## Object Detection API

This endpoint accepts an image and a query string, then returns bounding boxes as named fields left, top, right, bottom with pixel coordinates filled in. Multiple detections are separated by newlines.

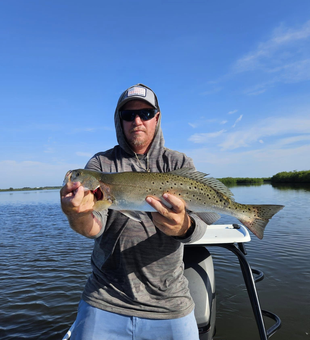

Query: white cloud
left=269, top=59, right=310, bottom=83
left=219, top=116, right=310, bottom=150
left=244, top=87, right=267, bottom=96
left=232, top=114, right=243, bottom=128
left=233, top=20, right=310, bottom=74
left=240, top=59, right=310, bottom=96
left=228, top=110, right=238, bottom=114
left=188, top=129, right=226, bottom=143
left=202, top=21, right=310, bottom=96
left=272, top=20, right=310, bottom=44
left=188, top=118, right=217, bottom=129
left=185, top=143, right=310, bottom=178
left=273, top=134, right=310, bottom=147
left=188, top=115, right=310, bottom=150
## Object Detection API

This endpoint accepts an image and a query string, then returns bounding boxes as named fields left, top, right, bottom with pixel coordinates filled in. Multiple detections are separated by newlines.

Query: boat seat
left=183, top=246, right=216, bottom=339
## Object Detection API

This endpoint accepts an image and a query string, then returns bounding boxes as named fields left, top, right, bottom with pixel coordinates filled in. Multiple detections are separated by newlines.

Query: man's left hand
left=146, top=193, right=191, bottom=237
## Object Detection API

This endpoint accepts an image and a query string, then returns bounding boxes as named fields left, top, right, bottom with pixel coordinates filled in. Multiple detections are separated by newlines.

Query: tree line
left=218, top=177, right=266, bottom=186
left=0, top=186, right=61, bottom=192
left=219, top=170, right=310, bottom=186
left=270, top=170, right=310, bottom=183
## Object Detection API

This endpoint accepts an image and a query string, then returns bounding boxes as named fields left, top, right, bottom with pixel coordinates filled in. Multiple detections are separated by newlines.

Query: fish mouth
left=92, top=187, right=104, bottom=201
left=63, top=170, right=72, bottom=186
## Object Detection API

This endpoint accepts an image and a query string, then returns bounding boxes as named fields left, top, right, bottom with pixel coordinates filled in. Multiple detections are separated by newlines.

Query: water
left=0, top=186, right=309, bottom=339
left=0, top=191, right=94, bottom=339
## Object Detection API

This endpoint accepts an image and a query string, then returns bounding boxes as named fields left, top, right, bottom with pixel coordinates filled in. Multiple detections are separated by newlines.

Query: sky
left=0, top=0, right=310, bottom=188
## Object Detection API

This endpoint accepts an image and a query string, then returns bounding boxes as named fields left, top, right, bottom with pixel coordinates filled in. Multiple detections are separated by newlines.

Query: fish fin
left=238, top=204, right=284, bottom=239
left=202, top=177, right=235, bottom=200
left=169, top=168, right=209, bottom=180
left=195, top=212, right=221, bottom=225
left=93, top=200, right=112, bottom=211
left=169, top=168, right=234, bottom=200
left=120, top=210, right=142, bottom=222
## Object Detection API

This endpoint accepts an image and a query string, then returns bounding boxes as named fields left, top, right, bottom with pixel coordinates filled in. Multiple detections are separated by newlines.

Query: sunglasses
left=120, top=109, right=158, bottom=122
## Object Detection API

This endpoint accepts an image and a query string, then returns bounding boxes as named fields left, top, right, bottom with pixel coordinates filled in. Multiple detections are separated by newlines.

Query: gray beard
left=129, top=137, right=144, bottom=147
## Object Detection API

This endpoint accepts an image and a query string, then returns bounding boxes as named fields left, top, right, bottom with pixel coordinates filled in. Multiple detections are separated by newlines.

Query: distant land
left=0, top=170, right=309, bottom=192
left=219, top=170, right=310, bottom=186
left=0, top=186, right=61, bottom=192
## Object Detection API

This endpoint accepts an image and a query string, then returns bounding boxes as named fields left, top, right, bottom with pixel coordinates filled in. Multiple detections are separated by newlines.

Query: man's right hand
left=60, top=181, right=95, bottom=216
left=60, top=182, right=102, bottom=237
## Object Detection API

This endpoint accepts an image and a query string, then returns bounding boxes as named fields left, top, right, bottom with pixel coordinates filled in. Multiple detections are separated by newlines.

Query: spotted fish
left=63, top=168, right=284, bottom=239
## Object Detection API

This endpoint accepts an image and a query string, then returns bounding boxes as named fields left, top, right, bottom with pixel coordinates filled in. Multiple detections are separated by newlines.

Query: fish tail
left=238, top=204, right=284, bottom=239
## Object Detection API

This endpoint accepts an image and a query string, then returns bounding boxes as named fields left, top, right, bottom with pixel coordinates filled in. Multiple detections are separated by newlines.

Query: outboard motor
left=183, top=246, right=216, bottom=340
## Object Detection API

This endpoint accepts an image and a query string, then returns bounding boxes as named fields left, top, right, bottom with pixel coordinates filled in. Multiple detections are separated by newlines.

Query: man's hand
left=60, top=182, right=101, bottom=237
left=146, top=193, right=191, bottom=237
left=60, top=181, right=94, bottom=216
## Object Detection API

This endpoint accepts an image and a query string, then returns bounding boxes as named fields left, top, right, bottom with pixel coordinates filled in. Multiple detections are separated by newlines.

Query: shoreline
left=0, top=186, right=62, bottom=193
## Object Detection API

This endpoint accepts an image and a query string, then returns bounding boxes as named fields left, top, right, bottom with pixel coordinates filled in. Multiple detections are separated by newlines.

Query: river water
left=0, top=184, right=309, bottom=340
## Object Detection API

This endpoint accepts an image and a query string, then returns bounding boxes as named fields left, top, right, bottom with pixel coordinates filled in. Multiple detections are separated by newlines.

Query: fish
left=63, top=168, right=284, bottom=239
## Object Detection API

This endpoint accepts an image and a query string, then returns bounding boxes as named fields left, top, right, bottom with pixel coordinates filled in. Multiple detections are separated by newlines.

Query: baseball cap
left=116, top=84, right=160, bottom=111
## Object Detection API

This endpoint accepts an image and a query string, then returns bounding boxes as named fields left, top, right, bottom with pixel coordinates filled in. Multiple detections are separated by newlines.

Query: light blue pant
left=71, top=299, right=199, bottom=340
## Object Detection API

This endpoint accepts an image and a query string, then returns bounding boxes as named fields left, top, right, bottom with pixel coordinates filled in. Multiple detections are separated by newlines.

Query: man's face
left=121, top=100, right=160, bottom=154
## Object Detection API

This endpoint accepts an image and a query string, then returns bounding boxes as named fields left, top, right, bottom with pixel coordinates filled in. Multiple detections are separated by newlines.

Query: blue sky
left=1, top=0, right=310, bottom=188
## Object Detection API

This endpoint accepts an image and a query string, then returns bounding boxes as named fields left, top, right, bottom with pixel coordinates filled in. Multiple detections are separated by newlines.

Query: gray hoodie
left=81, top=96, right=207, bottom=319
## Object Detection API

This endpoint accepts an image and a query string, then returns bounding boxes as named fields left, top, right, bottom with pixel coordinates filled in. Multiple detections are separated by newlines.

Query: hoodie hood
left=114, top=84, right=165, bottom=158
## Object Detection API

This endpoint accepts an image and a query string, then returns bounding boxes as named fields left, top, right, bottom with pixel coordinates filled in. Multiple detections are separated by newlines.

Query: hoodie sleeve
left=173, top=213, right=207, bottom=244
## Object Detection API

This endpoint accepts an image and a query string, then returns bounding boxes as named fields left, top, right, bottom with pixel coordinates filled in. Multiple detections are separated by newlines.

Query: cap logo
left=127, top=86, right=146, bottom=98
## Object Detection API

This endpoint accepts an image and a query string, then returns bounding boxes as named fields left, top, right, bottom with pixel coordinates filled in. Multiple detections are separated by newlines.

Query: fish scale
left=63, top=168, right=284, bottom=239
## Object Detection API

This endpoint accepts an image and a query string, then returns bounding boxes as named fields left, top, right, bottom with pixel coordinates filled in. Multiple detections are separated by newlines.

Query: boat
left=62, top=224, right=281, bottom=340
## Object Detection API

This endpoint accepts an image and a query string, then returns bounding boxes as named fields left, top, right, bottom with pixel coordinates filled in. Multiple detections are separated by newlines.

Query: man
left=60, top=84, right=208, bottom=339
